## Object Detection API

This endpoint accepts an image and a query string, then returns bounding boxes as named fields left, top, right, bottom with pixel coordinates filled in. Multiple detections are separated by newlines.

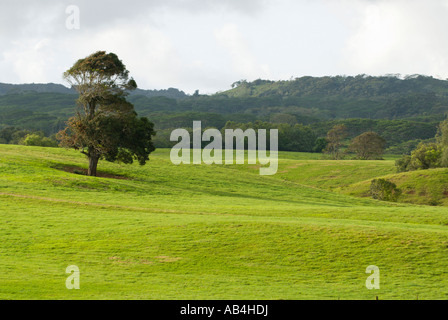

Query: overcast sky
left=1, top=0, right=448, bottom=94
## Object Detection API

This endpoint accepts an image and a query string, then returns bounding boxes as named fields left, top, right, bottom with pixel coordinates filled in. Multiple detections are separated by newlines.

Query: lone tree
left=349, top=131, right=386, bottom=160
left=323, top=124, right=348, bottom=159
left=57, top=51, right=156, bottom=176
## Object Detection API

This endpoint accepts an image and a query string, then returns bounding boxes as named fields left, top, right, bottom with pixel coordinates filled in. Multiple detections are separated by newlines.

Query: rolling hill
left=1, top=145, right=448, bottom=299
left=341, top=168, right=448, bottom=206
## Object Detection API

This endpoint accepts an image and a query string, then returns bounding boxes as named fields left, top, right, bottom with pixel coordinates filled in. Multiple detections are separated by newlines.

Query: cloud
left=0, top=0, right=269, bottom=37
left=341, top=0, right=448, bottom=78
left=1, top=0, right=448, bottom=93
left=214, top=24, right=270, bottom=81
left=0, top=0, right=272, bottom=92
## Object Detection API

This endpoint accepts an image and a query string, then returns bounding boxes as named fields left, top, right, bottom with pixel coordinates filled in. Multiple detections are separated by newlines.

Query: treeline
left=153, top=121, right=322, bottom=152
left=309, top=118, right=440, bottom=154
left=395, top=120, right=448, bottom=172
left=225, top=75, right=448, bottom=99
left=3, top=74, right=448, bottom=131
left=0, top=127, right=58, bottom=147
left=223, top=121, right=322, bottom=153
left=1, top=75, right=448, bottom=154
left=150, top=117, right=440, bottom=154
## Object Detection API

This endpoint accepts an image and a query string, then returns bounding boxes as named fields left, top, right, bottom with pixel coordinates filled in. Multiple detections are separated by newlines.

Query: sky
left=1, top=0, right=448, bottom=94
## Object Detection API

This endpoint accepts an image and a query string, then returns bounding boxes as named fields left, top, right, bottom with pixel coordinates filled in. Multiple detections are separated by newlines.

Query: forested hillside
left=0, top=75, right=447, bottom=153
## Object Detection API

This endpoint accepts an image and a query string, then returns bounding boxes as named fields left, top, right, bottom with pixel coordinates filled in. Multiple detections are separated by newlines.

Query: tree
left=323, top=124, right=348, bottom=159
left=270, top=113, right=297, bottom=125
left=57, top=51, right=156, bottom=176
left=395, top=142, right=443, bottom=172
left=408, top=142, right=442, bottom=170
left=395, top=154, right=412, bottom=173
left=312, top=137, right=327, bottom=153
left=349, top=131, right=386, bottom=160
left=437, top=119, right=448, bottom=167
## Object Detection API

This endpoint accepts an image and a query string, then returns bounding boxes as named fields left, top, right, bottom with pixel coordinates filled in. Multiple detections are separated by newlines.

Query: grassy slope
left=229, top=151, right=401, bottom=190
left=235, top=152, right=448, bottom=205
left=341, top=169, right=448, bottom=206
left=1, top=145, right=448, bottom=300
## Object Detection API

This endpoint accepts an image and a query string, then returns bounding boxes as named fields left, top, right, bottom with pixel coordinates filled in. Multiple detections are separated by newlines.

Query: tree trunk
left=88, top=155, right=99, bottom=176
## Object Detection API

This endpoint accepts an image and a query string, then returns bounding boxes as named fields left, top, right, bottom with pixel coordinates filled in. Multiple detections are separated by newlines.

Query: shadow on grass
left=53, top=165, right=131, bottom=180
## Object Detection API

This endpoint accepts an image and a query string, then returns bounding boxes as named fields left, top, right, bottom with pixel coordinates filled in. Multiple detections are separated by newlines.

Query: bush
left=438, top=120, right=448, bottom=167
left=20, top=133, right=58, bottom=147
left=442, top=148, right=448, bottom=168
left=395, top=155, right=412, bottom=173
left=370, top=179, right=402, bottom=202
left=411, top=142, right=443, bottom=169
left=395, top=142, right=442, bottom=172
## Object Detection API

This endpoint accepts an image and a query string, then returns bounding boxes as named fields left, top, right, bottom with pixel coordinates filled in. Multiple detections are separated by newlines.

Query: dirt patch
left=56, top=165, right=131, bottom=180
left=155, top=256, right=182, bottom=263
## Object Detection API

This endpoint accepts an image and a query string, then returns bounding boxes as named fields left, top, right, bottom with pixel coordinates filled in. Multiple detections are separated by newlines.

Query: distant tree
left=437, top=119, right=448, bottom=167
left=395, top=155, right=411, bottom=173
left=57, top=51, right=156, bottom=176
left=20, top=132, right=58, bottom=147
left=409, top=142, right=443, bottom=170
left=10, top=129, right=32, bottom=145
left=312, top=137, right=327, bottom=153
left=277, top=123, right=317, bottom=152
left=395, top=142, right=443, bottom=172
left=231, top=79, right=247, bottom=88
left=323, top=124, right=348, bottom=159
left=0, top=127, right=19, bottom=144
left=270, top=113, right=297, bottom=125
left=349, top=131, right=386, bottom=160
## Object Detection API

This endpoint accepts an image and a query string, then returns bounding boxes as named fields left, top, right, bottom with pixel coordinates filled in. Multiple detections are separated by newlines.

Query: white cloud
left=1, top=0, right=448, bottom=93
left=341, top=0, right=448, bottom=78
left=1, top=38, right=56, bottom=83
left=214, top=24, right=271, bottom=81
left=61, top=24, right=183, bottom=89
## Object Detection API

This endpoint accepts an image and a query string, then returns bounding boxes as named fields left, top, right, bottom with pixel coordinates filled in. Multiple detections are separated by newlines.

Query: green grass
left=341, top=168, right=448, bottom=206
left=1, top=145, right=448, bottom=300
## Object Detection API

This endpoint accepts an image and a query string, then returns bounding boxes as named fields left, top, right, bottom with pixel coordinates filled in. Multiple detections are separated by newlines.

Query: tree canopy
left=58, top=51, right=155, bottom=176
left=324, top=124, right=348, bottom=159
left=349, top=131, right=386, bottom=160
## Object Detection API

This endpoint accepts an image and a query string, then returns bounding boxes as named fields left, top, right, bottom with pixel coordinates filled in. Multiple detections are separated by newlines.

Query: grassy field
left=341, top=169, right=448, bottom=206
left=1, top=145, right=448, bottom=300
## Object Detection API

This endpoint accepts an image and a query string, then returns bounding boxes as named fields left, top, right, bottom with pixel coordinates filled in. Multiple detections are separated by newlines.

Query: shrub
left=438, top=120, right=448, bottom=167
left=409, top=142, right=442, bottom=170
left=370, top=179, right=402, bottom=202
left=20, top=133, right=58, bottom=148
left=395, top=142, right=443, bottom=172
left=395, top=155, right=412, bottom=173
